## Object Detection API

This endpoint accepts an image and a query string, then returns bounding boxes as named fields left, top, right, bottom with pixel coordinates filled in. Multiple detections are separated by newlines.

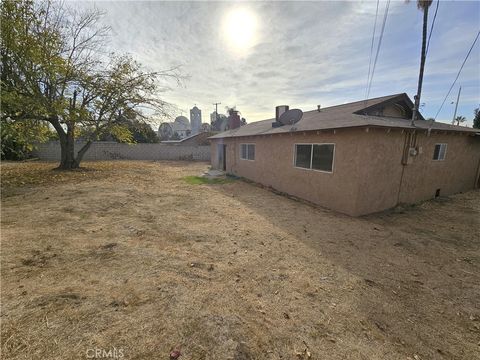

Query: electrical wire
left=366, top=0, right=391, bottom=100
left=365, top=0, right=380, bottom=101
left=425, top=0, right=439, bottom=56
left=433, top=30, right=480, bottom=120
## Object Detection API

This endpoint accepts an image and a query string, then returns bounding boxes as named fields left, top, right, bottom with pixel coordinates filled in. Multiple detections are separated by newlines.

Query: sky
left=76, top=0, right=480, bottom=127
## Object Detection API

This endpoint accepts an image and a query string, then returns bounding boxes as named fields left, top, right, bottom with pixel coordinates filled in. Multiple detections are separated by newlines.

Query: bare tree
left=1, top=0, right=182, bottom=169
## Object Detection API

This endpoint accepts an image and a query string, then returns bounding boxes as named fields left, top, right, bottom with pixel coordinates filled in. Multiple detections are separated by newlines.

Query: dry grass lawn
left=1, top=161, right=479, bottom=360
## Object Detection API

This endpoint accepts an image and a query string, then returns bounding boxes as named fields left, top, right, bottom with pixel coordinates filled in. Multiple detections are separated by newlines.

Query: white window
left=240, top=144, right=255, bottom=161
left=294, top=144, right=335, bottom=173
left=433, top=143, right=447, bottom=161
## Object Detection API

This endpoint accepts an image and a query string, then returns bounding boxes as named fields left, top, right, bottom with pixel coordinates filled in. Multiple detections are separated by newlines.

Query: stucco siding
left=351, top=129, right=480, bottom=214
left=212, top=129, right=365, bottom=215
left=210, top=128, right=480, bottom=216
left=399, top=132, right=480, bottom=204
left=353, top=129, right=405, bottom=215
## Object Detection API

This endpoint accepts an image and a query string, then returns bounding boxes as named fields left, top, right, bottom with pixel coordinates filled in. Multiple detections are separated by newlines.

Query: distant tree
left=1, top=0, right=180, bottom=169
left=113, top=111, right=159, bottom=143
left=211, top=114, right=228, bottom=131
left=473, top=108, right=480, bottom=129
left=455, top=116, right=466, bottom=126
left=226, top=106, right=237, bottom=116
left=225, top=106, right=247, bottom=129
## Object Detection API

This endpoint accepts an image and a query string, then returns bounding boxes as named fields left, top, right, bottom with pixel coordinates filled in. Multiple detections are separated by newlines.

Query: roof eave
left=208, top=123, right=480, bottom=140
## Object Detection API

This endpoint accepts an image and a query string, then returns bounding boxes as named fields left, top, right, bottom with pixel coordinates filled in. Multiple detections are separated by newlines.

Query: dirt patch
left=1, top=161, right=479, bottom=359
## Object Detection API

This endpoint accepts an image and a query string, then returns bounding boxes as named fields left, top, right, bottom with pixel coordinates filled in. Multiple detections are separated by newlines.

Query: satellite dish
left=278, top=109, right=303, bottom=126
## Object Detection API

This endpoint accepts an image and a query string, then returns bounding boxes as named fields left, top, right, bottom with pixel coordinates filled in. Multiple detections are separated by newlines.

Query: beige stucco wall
left=399, top=132, right=480, bottom=203
left=210, top=128, right=480, bottom=216
left=352, top=128, right=405, bottom=215
left=353, top=129, right=480, bottom=215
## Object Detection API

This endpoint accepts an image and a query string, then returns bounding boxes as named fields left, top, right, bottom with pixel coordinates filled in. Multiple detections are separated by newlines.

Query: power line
left=434, top=30, right=480, bottom=120
left=365, top=0, right=380, bottom=101
left=425, top=0, right=440, bottom=56
left=366, top=0, right=391, bottom=100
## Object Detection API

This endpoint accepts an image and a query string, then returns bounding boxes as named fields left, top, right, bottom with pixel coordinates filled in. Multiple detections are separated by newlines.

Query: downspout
left=396, top=129, right=417, bottom=205
left=475, top=151, right=480, bottom=189
left=396, top=132, right=409, bottom=205
left=233, top=137, right=238, bottom=174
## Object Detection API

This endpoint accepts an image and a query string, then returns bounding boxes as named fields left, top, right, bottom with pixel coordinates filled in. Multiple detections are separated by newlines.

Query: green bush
left=1, top=119, right=56, bottom=160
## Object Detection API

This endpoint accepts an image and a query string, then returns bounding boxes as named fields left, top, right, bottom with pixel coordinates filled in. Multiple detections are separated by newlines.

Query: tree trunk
left=412, top=6, right=429, bottom=124
left=74, top=140, right=93, bottom=167
left=49, top=117, right=94, bottom=170
left=49, top=116, right=75, bottom=170
left=58, top=123, right=78, bottom=170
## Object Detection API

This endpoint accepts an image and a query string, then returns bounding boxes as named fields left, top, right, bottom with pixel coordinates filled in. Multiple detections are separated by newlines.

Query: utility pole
left=213, top=102, right=221, bottom=122
left=451, top=86, right=462, bottom=125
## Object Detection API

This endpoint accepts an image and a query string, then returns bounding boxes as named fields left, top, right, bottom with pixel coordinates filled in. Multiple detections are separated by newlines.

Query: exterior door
left=217, top=144, right=227, bottom=171
left=222, top=145, right=227, bottom=171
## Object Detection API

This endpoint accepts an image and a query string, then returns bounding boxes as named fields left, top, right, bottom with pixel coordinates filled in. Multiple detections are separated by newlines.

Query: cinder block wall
left=32, top=141, right=211, bottom=161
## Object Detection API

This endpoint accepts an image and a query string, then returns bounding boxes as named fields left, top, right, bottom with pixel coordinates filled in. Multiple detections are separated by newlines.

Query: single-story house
left=161, top=131, right=213, bottom=146
left=209, top=93, right=480, bottom=216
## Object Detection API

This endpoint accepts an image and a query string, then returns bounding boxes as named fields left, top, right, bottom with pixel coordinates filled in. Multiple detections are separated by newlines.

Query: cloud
left=75, top=0, right=479, bottom=125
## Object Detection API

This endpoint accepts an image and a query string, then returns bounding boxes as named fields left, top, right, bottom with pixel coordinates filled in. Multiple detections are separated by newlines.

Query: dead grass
left=1, top=161, right=479, bottom=360
left=183, top=175, right=234, bottom=185
left=0, top=161, right=126, bottom=197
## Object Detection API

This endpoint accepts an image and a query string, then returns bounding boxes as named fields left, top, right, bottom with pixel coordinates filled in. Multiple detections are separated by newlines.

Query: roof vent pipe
left=275, top=105, right=289, bottom=121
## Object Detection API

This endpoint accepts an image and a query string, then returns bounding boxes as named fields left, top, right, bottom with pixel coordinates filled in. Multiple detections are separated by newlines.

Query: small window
left=295, top=145, right=312, bottom=169
left=294, top=144, right=335, bottom=172
left=240, top=144, right=255, bottom=160
left=312, top=144, right=334, bottom=172
left=433, top=144, right=447, bottom=161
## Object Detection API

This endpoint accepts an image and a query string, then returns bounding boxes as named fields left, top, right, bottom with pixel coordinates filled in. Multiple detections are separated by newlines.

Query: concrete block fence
left=32, top=141, right=211, bottom=161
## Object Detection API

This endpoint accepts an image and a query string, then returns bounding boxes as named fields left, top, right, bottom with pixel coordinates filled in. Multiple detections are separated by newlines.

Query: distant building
left=158, top=122, right=173, bottom=140
left=172, top=116, right=191, bottom=138
left=201, top=123, right=211, bottom=132
left=210, top=111, right=229, bottom=132
left=190, top=106, right=202, bottom=134
left=158, top=115, right=191, bottom=140
left=162, top=131, right=212, bottom=146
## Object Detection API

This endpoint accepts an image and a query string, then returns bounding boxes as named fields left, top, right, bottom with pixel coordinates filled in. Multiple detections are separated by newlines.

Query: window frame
left=433, top=143, right=447, bottom=161
left=293, top=143, right=335, bottom=174
left=240, top=143, right=256, bottom=161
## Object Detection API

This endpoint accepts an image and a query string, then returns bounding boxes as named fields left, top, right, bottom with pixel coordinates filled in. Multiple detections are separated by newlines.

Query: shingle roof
left=209, top=93, right=479, bottom=139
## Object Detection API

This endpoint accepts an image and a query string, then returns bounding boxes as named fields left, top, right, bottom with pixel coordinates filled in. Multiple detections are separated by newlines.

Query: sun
left=222, top=8, right=258, bottom=54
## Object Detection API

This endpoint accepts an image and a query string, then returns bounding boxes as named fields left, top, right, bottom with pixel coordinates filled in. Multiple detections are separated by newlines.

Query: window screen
left=247, top=144, right=255, bottom=160
left=241, top=144, right=247, bottom=159
left=312, top=144, right=334, bottom=172
left=240, top=144, right=255, bottom=160
left=433, top=144, right=447, bottom=160
left=295, top=145, right=312, bottom=168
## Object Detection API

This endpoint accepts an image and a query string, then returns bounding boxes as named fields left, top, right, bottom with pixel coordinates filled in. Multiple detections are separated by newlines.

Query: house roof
left=209, top=93, right=479, bottom=139
left=161, top=131, right=212, bottom=145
